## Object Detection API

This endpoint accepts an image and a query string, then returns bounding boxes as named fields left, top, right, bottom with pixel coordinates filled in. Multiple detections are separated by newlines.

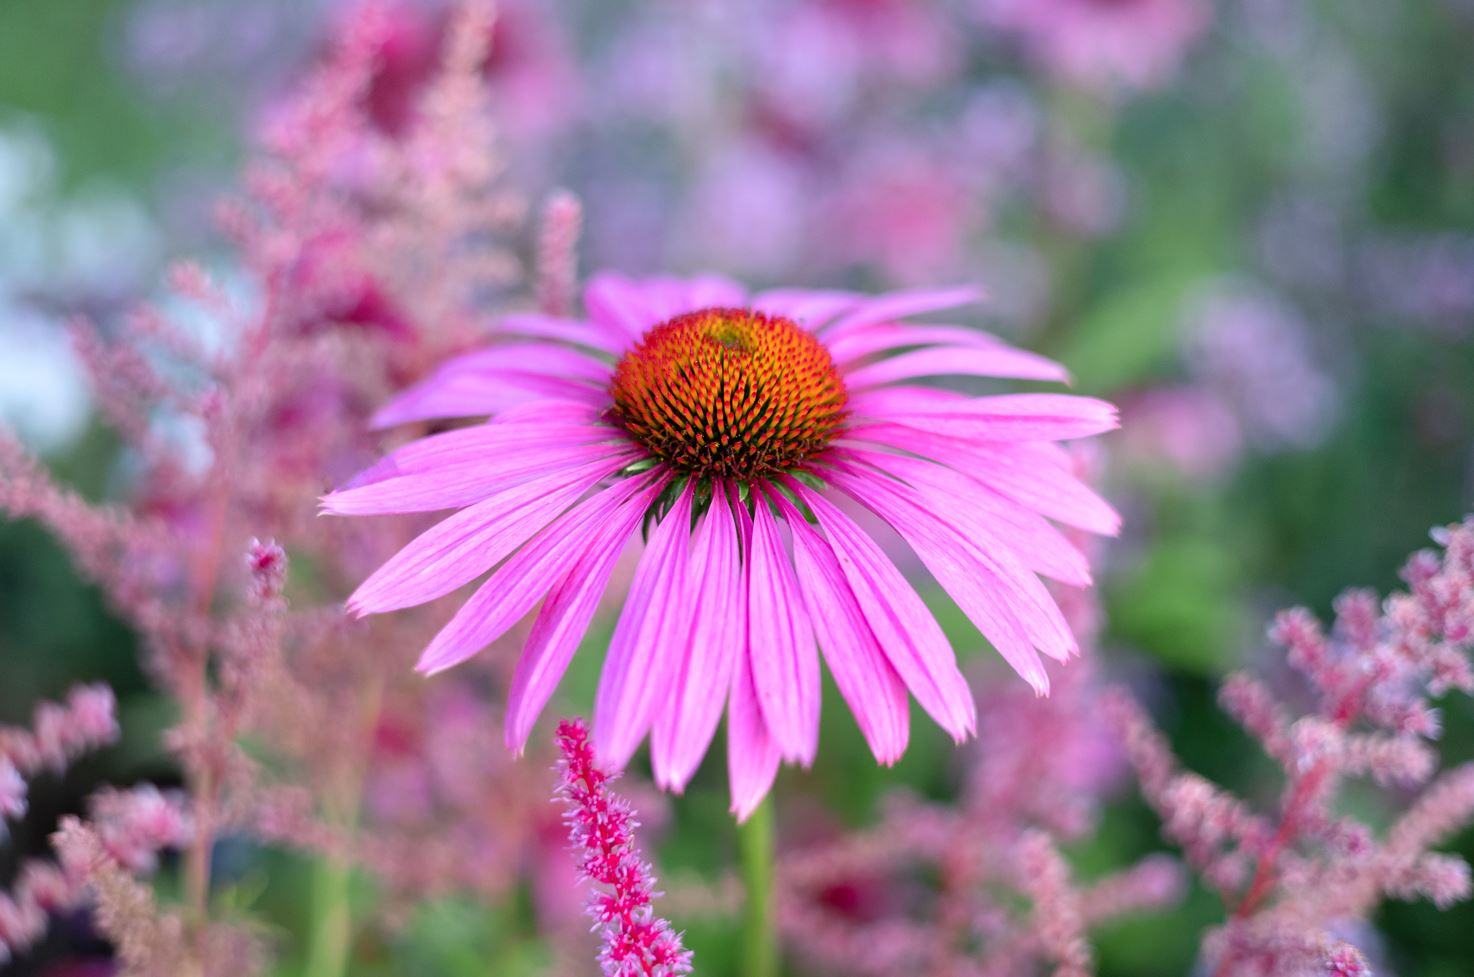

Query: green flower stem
left=738, top=798, right=779, bottom=977
left=304, top=855, right=353, bottom=977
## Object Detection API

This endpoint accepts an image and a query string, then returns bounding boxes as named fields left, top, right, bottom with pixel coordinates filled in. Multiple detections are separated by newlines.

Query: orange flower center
left=609, top=308, right=848, bottom=480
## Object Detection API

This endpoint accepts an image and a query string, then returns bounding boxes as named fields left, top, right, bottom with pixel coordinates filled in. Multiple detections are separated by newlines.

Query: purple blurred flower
left=1184, top=282, right=1340, bottom=451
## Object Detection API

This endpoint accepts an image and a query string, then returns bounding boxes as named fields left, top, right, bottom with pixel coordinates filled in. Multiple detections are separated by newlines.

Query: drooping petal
left=849, top=390, right=1119, bottom=442
left=504, top=477, right=669, bottom=754
left=346, top=455, right=629, bottom=615
left=594, top=485, right=697, bottom=769
left=650, top=485, right=745, bottom=791
left=747, top=490, right=820, bottom=765
left=844, top=428, right=1120, bottom=535
left=828, top=466, right=1074, bottom=691
left=325, top=440, right=637, bottom=515
left=842, top=344, right=1070, bottom=389
left=772, top=493, right=909, bottom=765
left=792, top=482, right=976, bottom=741
left=843, top=448, right=1091, bottom=586
left=966, top=442, right=1120, bottom=535
left=728, top=639, right=781, bottom=822
left=417, top=474, right=662, bottom=675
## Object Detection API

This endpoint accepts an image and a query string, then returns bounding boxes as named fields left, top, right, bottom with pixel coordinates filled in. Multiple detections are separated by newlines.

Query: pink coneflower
left=326, top=274, right=1119, bottom=817
left=980, top=0, right=1209, bottom=91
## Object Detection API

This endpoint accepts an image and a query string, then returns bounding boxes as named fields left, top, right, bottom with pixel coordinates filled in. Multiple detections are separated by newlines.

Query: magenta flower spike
left=326, top=274, right=1119, bottom=817
left=555, top=718, right=692, bottom=977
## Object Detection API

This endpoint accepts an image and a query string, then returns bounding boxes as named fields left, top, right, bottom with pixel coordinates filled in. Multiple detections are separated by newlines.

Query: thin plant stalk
left=738, top=798, right=778, bottom=977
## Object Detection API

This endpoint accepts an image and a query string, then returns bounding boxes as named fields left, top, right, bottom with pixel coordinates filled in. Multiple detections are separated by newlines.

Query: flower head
left=326, top=274, right=1119, bottom=817
left=610, top=307, right=848, bottom=479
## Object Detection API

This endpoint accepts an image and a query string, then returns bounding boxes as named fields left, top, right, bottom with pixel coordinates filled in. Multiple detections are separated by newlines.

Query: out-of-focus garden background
left=2, top=0, right=1473, bottom=975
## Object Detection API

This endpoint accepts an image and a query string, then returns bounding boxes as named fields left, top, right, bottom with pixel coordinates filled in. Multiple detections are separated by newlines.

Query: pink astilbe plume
left=555, top=718, right=693, bottom=977
left=1107, top=515, right=1474, bottom=977
left=0, top=0, right=570, bottom=969
left=1, top=685, right=122, bottom=964
left=0, top=687, right=196, bottom=967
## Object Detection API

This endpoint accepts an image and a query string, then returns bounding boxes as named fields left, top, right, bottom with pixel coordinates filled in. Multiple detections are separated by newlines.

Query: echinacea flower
left=325, top=274, right=1119, bottom=818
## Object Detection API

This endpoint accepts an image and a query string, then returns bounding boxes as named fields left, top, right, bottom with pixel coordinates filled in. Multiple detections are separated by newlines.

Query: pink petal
left=968, top=442, right=1120, bottom=535
left=369, top=345, right=612, bottom=429
left=499, top=313, right=625, bottom=353
left=846, top=428, right=1120, bottom=535
left=825, top=324, right=1009, bottom=363
left=483, top=398, right=607, bottom=426
left=504, top=477, right=669, bottom=754
left=346, top=455, right=629, bottom=615
left=585, top=273, right=658, bottom=339
left=749, top=289, right=864, bottom=330
left=828, top=467, right=1073, bottom=691
left=324, top=440, right=636, bottom=515
left=843, top=448, right=1092, bottom=586
left=370, top=368, right=602, bottom=429
left=849, top=390, right=1119, bottom=442
left=747, top=490, right=820, bottom=765
left=594, top=485, right=697, bottom=769
left=728, top=640, right=781, bottom=822
left=772, top=493, right=909, bottom=765
left=792, top=482, right=976, bottom=741
left=337, top=415, right=608, bottom=491
left=417, top=474, right=661, bottom=675
left=431, top=344, right=613, bottom=383
left=843, top=345, right=1070, bottom=389
left=650, top=485, right=745, bottom=791
left=821, top=286, right=984, bottom=340
left=657, top=274, right=748, bottom=316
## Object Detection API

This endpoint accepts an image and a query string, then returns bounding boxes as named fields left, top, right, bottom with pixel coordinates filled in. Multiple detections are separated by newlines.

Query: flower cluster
left=0, top=684, right=118, bottom=830
left=555, top=718, right=692, bottom=977
left=1106, top=516, right=1474, bottom=976
left=0, top=0, right=562, bottom=970
left=0, top=687, right=192, bottom=966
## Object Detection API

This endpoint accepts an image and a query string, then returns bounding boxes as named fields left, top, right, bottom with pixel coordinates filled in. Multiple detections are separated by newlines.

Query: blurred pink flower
left=823, top=140, right=982, bottom=284
left=1119, top=386, right=1244, bottom=482
left=336, top=0, right=576, bottom=141
left=0, top=763, right=24, bottom=823
left=980, top=0, right=1209, bottom=91
left=327, top=275, right=1118, bottom=816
